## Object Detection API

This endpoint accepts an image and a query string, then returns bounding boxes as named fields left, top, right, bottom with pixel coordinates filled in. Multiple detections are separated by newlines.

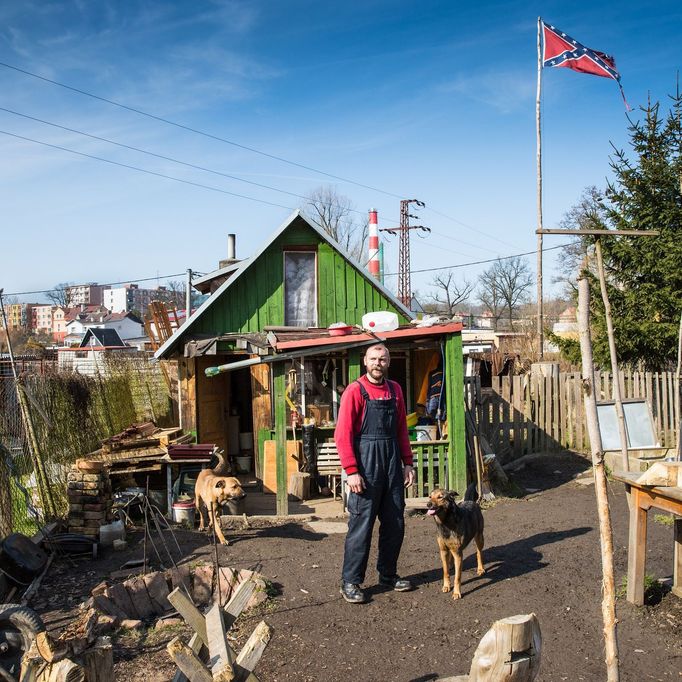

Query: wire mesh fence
left=0, top=353, right=174, bottom=535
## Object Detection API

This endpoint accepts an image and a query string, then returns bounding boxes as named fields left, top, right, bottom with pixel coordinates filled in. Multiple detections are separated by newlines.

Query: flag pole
left=536, top=16, right=544, bottom=359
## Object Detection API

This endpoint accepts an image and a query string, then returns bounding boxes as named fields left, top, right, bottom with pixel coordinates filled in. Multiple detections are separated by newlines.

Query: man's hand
left=347, top=473, right=365, bottom=494
left=403, top=465, right=415, bottom=487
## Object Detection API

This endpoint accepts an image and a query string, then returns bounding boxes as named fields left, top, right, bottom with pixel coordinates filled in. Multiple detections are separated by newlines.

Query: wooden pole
left=676, top=310, right=682, bottom=460
left=536, top=17, right=544, bottom=360
left=594, top=238, right=630, bottom=472
left=273, top=362, right=288, bottom=516
left=577, top=276, right=620, bottom=682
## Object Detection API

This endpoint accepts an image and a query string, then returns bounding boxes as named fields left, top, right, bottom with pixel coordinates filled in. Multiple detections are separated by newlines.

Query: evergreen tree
left=558, top=88, right=682, bottom=369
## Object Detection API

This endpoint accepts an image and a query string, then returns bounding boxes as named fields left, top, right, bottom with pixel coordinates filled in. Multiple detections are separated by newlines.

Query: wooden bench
left=316, top=442, right=343, bottom=500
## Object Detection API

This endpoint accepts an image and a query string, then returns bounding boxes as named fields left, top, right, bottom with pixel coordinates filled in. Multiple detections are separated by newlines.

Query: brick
left=69, top=504, right=83, bottom=513
left=83, top=473, right=102, bottom=482
left=83, top=511, right=105, bottom=520
left=67, top=472, right=84, bottom=482
left=82, top=481, right=100, bottom=491
left=84, top=518, right=102, bottom=528
left=83, top=503, right=104, bottom=512
left=67, top=481, right=84, bottom=490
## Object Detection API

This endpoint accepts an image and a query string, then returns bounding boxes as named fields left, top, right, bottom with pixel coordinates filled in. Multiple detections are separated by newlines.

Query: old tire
left=0, top=604, right=45, bottom=679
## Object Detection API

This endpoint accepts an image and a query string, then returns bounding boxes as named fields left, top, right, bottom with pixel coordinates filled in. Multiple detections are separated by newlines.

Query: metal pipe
left=204, top=339, right=381, bottom=377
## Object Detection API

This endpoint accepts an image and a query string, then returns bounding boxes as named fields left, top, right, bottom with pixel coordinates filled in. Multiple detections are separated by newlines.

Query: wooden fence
left=467, top=370, right=680, bottom=461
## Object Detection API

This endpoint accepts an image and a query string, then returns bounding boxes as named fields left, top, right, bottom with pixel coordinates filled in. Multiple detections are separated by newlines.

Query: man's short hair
left=364, top=343, right=390, bottom=358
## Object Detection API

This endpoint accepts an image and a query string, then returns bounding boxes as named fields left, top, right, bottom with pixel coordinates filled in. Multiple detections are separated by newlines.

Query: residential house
left=32, top=305, right=55, bottom=336
left=64, top=310, right=144, bottom=346
left=156, top=210, right=467, bottom=515
left=57, top=327, right=135, bottom=375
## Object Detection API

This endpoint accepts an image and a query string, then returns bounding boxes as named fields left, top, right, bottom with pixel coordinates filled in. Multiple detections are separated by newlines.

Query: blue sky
left=1, top=0, right=680, bottom=306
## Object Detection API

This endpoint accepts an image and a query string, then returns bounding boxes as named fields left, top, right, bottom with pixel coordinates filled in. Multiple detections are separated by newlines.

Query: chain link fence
left=0, top=354, right=174, bottom=535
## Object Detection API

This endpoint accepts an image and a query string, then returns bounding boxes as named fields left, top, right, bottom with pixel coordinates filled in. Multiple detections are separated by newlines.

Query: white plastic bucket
left=235, top=455, right=252, bottom=473
left=361, top=311, right=399, bottom=333
left=172, top=501, right=195, bottom=526
left=99, top=519, right=125, bottom=546
left=238, top=432, right=254, bottom=450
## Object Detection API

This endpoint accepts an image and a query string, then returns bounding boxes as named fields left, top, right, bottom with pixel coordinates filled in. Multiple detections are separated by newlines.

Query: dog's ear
left=444, top=490, right=459, bottom=503
left=215, top=479, right=226, bottom=489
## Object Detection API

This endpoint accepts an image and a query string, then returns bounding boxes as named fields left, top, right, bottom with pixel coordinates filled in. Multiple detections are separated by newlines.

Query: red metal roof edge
left=272, top=321, right=463, bottom=351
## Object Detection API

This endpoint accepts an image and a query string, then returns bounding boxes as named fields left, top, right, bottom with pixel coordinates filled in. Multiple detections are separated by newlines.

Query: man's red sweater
left=334, top=374, right=413, bottom=475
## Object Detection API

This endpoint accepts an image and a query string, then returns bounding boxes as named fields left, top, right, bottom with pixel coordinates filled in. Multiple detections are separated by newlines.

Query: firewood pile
left=66, top=461, right=112, bottom=540
left=21, top=562, right=269, bottom=681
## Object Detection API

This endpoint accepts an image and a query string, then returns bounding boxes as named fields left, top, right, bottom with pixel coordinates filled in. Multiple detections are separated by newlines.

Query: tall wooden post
left=594, top=238, right=629, bottom=472
left=445, top=334, right=467, bottom=493
left=348, top=349, right=362, bottom=383
left=273, top=363, right=288, bottom=516
left=536, top=17, right=545, bottom=360
left=578, top=276, right=620, bottom=682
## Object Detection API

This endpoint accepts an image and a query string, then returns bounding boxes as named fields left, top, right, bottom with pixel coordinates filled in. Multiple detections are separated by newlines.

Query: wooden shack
left=156, top=210, right=466, bottom=514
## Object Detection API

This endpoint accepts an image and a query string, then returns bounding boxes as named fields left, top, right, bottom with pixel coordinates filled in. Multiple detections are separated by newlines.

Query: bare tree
left=46, top=282, right=71, bottom=307
left=478, top=256, right=533, bottom=330
left=554, top=186, right=604, bottom=295
left=306, top=186, right=368, bottom=263
left=427, top=272, right=473, bottom=317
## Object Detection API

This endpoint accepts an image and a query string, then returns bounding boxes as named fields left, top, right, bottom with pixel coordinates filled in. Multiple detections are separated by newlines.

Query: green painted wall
left=191, top=217, right=408, bottom=336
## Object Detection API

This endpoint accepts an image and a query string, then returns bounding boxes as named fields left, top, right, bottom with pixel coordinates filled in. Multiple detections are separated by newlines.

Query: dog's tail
left=211, top=449, right=231, bottom=475
left=464, top=482, right=478, bottom=502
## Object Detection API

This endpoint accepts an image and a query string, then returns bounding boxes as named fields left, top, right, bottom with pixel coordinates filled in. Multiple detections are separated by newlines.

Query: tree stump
left=468, top=613, right=541, bottom=682
left=288, top=472, right=311, bottom=501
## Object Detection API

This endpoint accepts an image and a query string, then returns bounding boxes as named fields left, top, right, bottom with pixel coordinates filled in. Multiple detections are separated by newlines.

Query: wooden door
left=196, top=357, right=231, bottom=452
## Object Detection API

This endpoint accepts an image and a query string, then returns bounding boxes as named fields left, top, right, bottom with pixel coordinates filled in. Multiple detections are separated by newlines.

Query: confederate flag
left=541, top=20, right=630, bottom=108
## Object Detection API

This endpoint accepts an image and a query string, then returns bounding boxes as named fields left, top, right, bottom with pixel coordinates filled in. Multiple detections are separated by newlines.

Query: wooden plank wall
left=469, top=370, right=680, bottom=460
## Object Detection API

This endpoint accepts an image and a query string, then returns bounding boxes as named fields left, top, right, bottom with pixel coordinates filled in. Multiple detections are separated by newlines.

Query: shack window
left=284, top=251, right=317, bottom=327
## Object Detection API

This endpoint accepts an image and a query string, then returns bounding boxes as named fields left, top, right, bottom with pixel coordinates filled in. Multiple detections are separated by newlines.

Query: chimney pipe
left=227, top=234, right=236, bottom=261
left=368, top=209, right=380, bottom=279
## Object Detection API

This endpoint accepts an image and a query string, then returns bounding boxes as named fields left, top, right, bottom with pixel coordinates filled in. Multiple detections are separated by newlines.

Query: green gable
left=158, top=212, right=411, bottom=357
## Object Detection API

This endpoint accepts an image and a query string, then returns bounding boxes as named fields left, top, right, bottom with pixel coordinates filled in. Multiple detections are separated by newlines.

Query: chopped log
left=105, top=583, right=137, bottom=619
left=172, top=632, right=205, bottom=682
left=167, top=637, right=212, bottom=682
left=168, top=587, right=208, bottom=645
left=34, top=631, right=70, bottom=664
left=224, top=580, right=256, bottom=630
left=91, top=595, right=127, bottom=622
left=144, top=571, right=172, bottom=614
left=217, top=567, right=237, bottom=607
left=232, top=621, right=272, bottom=682
left=636, top=461, right=682, bottom=487
left=193, top=565, right=214, bottom=606
left=123, top=576, right=156, bottom=619
left=169, top=564, right=192, bottom=594
left=82, top=637, right=114, bottom=682
left=467, top=614, right=541, bottom=681
left=49, top=659, right=85, bottom=682
left=288, top=472, right=311, bottom=501
left=206, top=602, right=234, bottom=682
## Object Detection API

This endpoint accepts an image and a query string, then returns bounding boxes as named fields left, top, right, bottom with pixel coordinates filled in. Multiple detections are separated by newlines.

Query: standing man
left=335, top=343, right=415, bottom=603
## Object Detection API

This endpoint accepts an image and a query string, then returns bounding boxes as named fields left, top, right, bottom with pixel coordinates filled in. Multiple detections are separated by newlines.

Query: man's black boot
left=340, top=581, right=367, bottom=603
left=379, top=575, right=414, bottom=592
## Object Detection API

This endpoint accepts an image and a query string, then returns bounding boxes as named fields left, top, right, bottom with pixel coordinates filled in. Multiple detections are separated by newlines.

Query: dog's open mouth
left=426, top=508, right=436, bottom=516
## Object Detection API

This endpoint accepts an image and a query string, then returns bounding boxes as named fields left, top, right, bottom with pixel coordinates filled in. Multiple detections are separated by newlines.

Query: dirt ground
left=34, top=451, right=681, bottom=681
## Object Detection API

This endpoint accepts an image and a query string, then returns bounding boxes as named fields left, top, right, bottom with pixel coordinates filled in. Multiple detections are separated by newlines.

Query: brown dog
left=426, top=483, right=485, bottom=599
left=195, top=453, right=245, bottom=545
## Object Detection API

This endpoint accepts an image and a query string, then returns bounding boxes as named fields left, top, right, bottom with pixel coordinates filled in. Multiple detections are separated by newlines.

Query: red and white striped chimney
left=368, top=208, right=380, bottom=279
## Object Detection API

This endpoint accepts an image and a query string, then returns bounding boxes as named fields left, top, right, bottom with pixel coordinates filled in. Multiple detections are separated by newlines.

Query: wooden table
left=614, top=472, right=682, bottom=605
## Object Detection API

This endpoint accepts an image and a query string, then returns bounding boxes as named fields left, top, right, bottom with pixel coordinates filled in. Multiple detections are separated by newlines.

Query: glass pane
left=284, top=252, right=317, bottom=327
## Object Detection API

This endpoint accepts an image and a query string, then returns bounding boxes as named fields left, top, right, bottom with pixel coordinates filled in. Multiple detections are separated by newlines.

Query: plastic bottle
left=361, top=311, right=399, bottom=333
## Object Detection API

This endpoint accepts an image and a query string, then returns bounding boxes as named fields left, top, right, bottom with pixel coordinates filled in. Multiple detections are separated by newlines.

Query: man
left=335, top=343, right=415, bottom=604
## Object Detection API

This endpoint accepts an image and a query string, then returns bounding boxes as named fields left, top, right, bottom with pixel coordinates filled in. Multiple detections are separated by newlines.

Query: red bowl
left=328, top=325, right=353, bottom=336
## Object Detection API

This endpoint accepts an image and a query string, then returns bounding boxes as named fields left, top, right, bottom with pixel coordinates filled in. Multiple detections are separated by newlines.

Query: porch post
left=445, top=334, right=467, bottom=493
left=273, top=362, right=289, bottom=516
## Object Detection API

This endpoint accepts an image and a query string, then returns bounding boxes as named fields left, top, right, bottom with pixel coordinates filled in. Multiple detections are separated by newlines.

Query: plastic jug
left=99, top=519, right=125, bottom=546
left=362, top=311, right=399, bottom=333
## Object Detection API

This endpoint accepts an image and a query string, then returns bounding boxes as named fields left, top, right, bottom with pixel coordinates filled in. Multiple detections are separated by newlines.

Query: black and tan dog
left=426, top=483, right=485, bottom=599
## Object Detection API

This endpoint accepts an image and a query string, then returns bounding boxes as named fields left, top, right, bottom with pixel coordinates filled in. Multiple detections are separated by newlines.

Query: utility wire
left=0, top=60, right=521, bottom=250
left=0, top=60, right=404, bottom=200
left=383, top=242, right=575, bottom=276
left=4, top=272, right=190, bottom=297
left=0, top=129, right=296, bottom=211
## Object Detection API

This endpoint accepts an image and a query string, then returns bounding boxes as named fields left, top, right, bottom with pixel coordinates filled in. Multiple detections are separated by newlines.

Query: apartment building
left=103, top=283, right=169, bottom=316
left=65, top=283, right=109, bottom=306
left=2, top=303, right=38, bottom=331
left=32, top=305, right=55, bottom=335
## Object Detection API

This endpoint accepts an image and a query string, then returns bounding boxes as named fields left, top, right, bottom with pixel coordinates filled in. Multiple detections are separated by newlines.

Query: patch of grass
left=653, top=513, right=674, bottom=527
left=617, top=574, right=671, bottom=605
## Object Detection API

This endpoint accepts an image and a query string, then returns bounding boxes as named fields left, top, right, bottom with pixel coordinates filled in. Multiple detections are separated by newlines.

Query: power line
left=0, top=60, right=521, bottom=252
left=0, top=129, right=296, bottom=211
left=383, top=242, right=575, bottom=276
left=0, top=60, right=404, bottom=200
left=4, top=272, right=190, bottom=298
